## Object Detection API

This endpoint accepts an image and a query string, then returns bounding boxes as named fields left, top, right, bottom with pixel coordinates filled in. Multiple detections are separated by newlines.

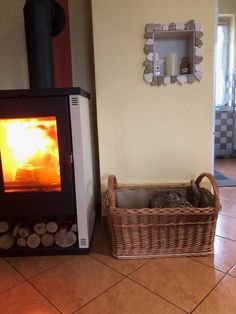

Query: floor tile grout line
left=3, top=258, right=28, bottom=280
left=27, top=256, right=76, bottom=280
left=220, top=203, right=236, bottom=212
left=189, top=272, right=228, bottom=313
left=5, top=254, right=125, bottom=314
left=70, top=277, right=126, bottom=314
left=219, top=212, right=236, bottom=218
left=27, top=280, right=63, bottom=314
left=4, top=255, right=75, bottom=281
left=215, top=234, right=236, bottom=243
left=3, top=256, right=73, bottom=313
left=227, top=273, right=236, bottom=278
left=89, top=253, right=151, bottom=277
left=125, top=259, right=152, bottom=276
left=127, top=276, right=188, bottom=313
left=71, top=255, right=185, bottom=313
left=88, top=254, right=126, bottom=276
left=28, top=253, right=128, bottom=313
left=187, top=257, right=227, bottom=274
left=0, top=280, right=26, bottom=297
left=3, top=253, right=151, bottom=314
left=0, top=269, right=62, bottom=314
left=215, top=234, right=236, bottom=242
left=226, top=262, right=236, bottom=276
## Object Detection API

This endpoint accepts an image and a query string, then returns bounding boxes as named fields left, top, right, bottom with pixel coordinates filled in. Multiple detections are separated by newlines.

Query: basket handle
left=108, top=175, right=118, bottom=194
left=195, top=172, right=220, bottom=204
left=106, top=175, right=118, bottom=208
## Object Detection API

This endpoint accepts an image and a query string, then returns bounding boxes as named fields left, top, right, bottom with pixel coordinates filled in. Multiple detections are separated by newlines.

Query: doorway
left=214, top=0, right=236, bottom=187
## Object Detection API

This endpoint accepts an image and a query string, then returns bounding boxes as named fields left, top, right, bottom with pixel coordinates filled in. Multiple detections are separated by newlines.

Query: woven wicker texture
left=106, top=173, right=220, bottom=259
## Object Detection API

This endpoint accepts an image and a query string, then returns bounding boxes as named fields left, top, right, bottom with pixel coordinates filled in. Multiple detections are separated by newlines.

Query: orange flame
left=0, top=116, right=61, bottom=192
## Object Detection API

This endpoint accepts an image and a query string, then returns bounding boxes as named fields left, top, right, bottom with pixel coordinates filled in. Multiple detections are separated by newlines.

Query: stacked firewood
left=0, top=218, right=78, bottom=250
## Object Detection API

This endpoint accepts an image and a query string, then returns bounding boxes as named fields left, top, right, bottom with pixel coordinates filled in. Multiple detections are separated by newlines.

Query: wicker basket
left=106, top=173, right=220, bottom=259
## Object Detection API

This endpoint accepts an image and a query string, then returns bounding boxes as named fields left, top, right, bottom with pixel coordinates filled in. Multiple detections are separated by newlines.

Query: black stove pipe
left=24, top=0, right=55, bottom=89
left=24, top=0, right=66, bottom=89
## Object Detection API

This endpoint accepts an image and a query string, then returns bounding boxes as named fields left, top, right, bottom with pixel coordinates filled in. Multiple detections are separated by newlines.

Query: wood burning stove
left=0, top=88, right=96, bottom=256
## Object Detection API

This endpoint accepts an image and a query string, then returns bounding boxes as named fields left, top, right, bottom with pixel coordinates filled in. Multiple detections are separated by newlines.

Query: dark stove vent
left=71, top=96, right=79, bottom=106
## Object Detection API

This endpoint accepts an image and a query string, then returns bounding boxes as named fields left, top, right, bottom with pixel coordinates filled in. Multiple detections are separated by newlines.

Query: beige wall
left=0, top=0, right=93, bottom=91
left=219, top=0, right=236, bottom=14
left=69, top=0, right=93, bottom=92
left=0, top=0, right=29, bottom=89
left=91, top=0, right=217, bottom=187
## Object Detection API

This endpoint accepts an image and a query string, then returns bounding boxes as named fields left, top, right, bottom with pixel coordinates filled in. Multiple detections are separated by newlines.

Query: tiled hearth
left=1, top=184, right=236, bottom=313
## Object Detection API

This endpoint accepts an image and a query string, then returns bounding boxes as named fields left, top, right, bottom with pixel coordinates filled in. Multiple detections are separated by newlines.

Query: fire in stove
left=0, top=116, right=61, bottom=192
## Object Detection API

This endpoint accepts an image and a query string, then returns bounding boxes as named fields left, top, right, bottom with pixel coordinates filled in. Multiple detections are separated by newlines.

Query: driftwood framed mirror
left=143, top=20, right=203, bottom=86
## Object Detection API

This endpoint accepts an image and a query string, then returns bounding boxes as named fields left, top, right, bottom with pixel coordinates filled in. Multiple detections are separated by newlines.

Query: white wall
left=91, top=0, right=217, bottom=189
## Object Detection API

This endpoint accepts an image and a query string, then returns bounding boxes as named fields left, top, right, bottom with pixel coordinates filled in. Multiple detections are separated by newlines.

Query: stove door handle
left=65, top=153, right=73, bottom=181
left=0, top=152, right=4, bottom=193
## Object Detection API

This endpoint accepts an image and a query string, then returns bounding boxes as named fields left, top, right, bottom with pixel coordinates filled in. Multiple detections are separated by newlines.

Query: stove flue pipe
left=24, top=0, right=55, bottom=88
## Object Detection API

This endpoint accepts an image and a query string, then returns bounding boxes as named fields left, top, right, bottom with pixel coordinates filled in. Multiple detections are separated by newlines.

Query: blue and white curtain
left=215, top=22, right=229, bottom=107
left=226, top=68, right=236, bottom=107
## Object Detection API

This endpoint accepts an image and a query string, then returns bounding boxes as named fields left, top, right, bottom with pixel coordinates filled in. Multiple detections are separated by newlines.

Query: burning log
left=34, top=222, right=47, bottom=235
left=46, top=221, right=59, bottom=234
left=55, top=225, right=77, bottom=248
left=41, top=232, right=54, bottom=247
left=15, top=167, right=35, bottom=182
left=17, top=237, right=27, bottom=248
left=27, top=233, right=40, bottom=248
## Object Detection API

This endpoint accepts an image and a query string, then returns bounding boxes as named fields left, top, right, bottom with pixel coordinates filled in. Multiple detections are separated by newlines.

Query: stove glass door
left=0, top=116, right=61, bottom=193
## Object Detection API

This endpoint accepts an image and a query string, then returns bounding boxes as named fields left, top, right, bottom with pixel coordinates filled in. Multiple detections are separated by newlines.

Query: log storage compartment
left=106, top=173, right=220, bottom=259
left=0, top=216, right=79, bottom=254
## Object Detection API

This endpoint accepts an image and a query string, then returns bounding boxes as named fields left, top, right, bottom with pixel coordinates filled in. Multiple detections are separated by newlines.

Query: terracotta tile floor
left=2, top=160, right=236, bottom=313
